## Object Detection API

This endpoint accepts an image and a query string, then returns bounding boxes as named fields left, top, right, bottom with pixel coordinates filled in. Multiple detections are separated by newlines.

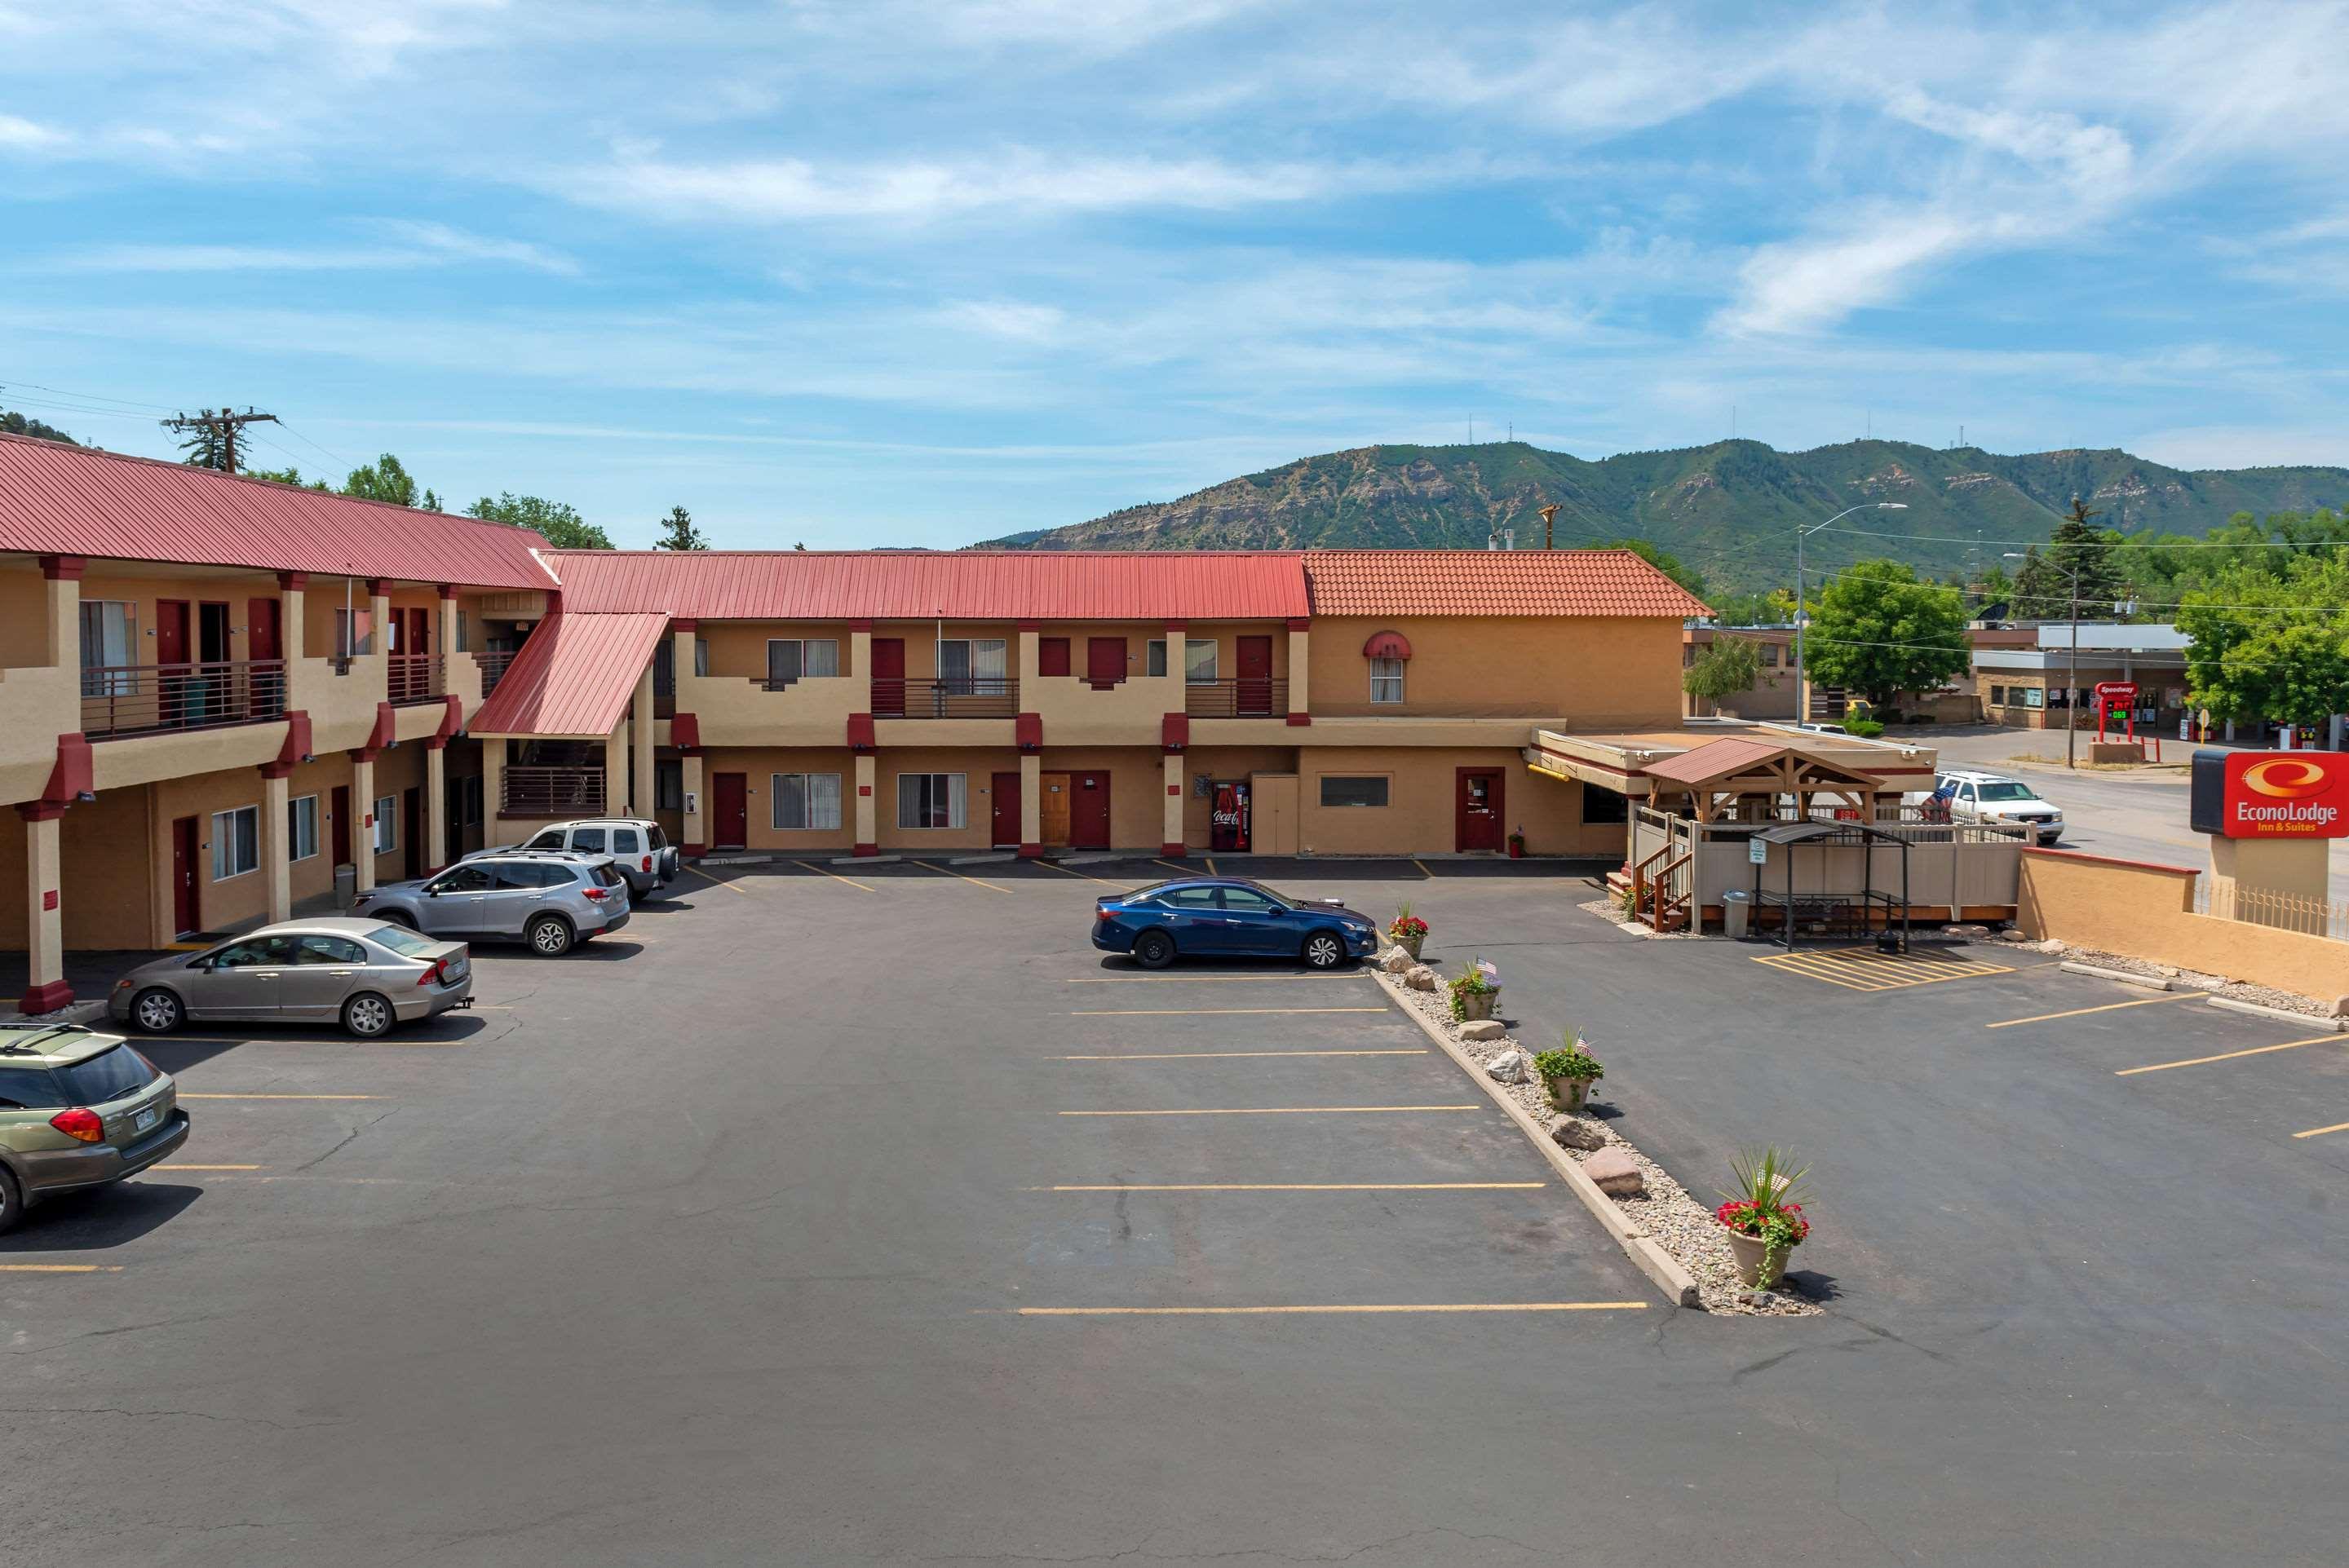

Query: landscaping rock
left=1405, top=965, right=1438, bottom=991
left=1379, top=948, right=1414, bottom=974
left=2037, top=939, right=2067, bottom=954
left=1547, top=1116, right=1606, bottom=1152
left=1581, top=1146, right=1645, bottom=1197
left=1484, top=1049, right=1531, bottom=1084
left=1737, top=1289, right=1781, bottom=1309
left=1458, top=1019, right=1506, bottom=1041
left=2332, top=996, right=2349, bottom=1018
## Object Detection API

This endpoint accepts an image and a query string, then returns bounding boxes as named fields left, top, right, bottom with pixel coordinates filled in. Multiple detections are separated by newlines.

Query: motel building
left=0, top=431, right=1946, bottom=1013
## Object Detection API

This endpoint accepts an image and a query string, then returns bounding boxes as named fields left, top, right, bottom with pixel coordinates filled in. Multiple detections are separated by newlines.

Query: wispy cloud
left=21, top=222, right=577, bottom=276
left=0, top=113, right=65, bottom=148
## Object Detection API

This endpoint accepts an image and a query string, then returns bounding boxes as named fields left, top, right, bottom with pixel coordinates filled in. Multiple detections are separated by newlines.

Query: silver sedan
left=108, top=918, right=474, bottom=1039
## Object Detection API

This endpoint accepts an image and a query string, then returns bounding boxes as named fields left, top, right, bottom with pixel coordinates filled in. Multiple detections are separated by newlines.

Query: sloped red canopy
left=1361, top=629, right=1413, bottom=660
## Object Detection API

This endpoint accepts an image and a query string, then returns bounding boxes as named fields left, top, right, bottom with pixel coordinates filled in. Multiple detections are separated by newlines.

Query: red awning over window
left=1362, top=629, right=1413, bottom=660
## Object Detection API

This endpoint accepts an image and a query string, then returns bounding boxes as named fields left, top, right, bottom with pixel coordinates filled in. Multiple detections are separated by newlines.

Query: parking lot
left=3, top=855, right=2345, bottom=1565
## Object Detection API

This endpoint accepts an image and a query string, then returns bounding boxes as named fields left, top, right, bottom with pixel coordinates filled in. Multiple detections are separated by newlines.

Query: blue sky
left=4, top=0, right=2348, bottom=549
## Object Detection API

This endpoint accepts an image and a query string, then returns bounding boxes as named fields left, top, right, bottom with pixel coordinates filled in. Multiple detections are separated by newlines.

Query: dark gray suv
left=472, top=819, right=678, bottom=898
left=354, top=851, right=631, bottom=956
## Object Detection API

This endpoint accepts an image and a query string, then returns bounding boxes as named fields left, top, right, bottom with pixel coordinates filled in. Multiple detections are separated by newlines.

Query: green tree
left=2, top=409, right=78, bottom=445
left=2177, top=555, right=2349, bottom=729
left=2011, top=499, right=2126, bottom=621
left=1683, top=637, right=1769, bottom=714
left=466, top=492, right=615, bottom=549
left=245, top=464, right=330, bottom=490
left=172, top=410, right=240, bottom=470
left=652, top=505, right=708, bottom=551
left=1801, top=559, right=1972, bottom=712
left=342, top=454, right=440, bottom=510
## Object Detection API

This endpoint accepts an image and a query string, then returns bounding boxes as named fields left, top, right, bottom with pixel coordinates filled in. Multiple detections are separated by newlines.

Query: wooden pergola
left=1639, top=737, right=1884, bottom=824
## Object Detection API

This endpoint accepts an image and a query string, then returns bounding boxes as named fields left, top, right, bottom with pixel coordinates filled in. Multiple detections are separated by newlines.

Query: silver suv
left=355, top=851, right=631, bottom=956
left=474, top=819, right=678, bottom=898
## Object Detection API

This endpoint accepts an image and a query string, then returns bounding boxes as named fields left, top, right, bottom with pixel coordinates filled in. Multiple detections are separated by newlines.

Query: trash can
left=1723, top=889, right=1751, bottom=941
left=334, top=864, right=357, bottom=910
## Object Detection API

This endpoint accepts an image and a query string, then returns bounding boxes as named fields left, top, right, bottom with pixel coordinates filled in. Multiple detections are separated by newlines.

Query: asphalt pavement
left=0, top=857, right=2342, bottom=1566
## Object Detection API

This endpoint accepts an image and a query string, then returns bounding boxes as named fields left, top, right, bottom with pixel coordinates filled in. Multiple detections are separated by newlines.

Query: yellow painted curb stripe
left=1070, top=1006, right=1391, bottom=1017
left=680, top=864, right=754, bottom=896
left=2293, top=1120, right=2349, bottom=1139
left=1059, top=1104, right=1479, bottom=1117
left=1064, top=973, right=1367, bottom=983
left=1011, top=1301, right=1648, bottom=1316
left=2115, top=1036, right=2341, bottom=1076
left=162, top=1164, right=263, bottom=1171
left=0, top=1264, right=123, bottom=1273
left=1988, top=994, right=2205, bottom=1028
left=1033, top=1182, right=1546, bottom=1191
left=791, top=859, right=876, bottom=892
left=912, top=859, right=1011, bottom=891
left=179, top=1093, right=382, bottom=1101
left=1058, top=1049, right=1426, bottom=1060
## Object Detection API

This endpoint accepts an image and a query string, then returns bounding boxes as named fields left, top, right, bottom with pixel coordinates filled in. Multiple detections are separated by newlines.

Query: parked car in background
left=1785, top=721, right=1851, bottom=735
left=0, top=1024, right=188, bottom=1234
left=358, top=850, right=630, bottom=956
left=1091, top=877, right=1380, bottom=970
left=469, top=819, right=678, bottom=898
left=110, top=918, right=474, bottom=1038
left=1933, top=771, right=2064, bottom=844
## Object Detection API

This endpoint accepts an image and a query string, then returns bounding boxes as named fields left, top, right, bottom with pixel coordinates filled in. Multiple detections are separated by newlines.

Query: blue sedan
left=1091, top=878, right=1381, bottom=970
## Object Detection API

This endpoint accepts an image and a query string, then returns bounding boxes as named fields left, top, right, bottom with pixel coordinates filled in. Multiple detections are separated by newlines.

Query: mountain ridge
left=971, top=439, right=2349, bottom=588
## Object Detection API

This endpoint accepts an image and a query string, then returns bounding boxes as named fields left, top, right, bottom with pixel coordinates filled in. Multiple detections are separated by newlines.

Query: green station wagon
left=0, top=1025, right=188, bottom=1235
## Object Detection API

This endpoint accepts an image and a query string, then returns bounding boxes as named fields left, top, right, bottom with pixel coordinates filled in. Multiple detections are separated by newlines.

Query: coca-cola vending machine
left=1210, top=781, right=1251, bottom=852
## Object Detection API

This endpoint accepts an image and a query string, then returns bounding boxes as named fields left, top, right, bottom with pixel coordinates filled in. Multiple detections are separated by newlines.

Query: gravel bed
left=1375, top=953, right=1818, bottom=1316
left=1576, top=895, right=1700, bottom=939
left=1984, top=930, right=2342, bottom=1018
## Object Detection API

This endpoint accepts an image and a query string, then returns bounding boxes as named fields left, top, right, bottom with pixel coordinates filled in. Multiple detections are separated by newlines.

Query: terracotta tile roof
left=545, top=550, right=1310, bottom=621
left=0, top=432, right=558, bottom=589
left=469, top=612, right=668, bottom=737
left=1302, top=549, right=1711, bottom=618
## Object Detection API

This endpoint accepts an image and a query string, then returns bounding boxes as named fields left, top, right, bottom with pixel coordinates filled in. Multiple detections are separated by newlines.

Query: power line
left=160, top=405, right=279, bottom=475
left=1818, top=521, right=2349, bottom=550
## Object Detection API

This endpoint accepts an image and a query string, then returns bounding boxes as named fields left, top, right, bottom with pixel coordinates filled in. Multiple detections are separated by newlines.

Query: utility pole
left=160, top=405, right=278, bottom=473
left=1538, top=503, right=1559, bottom=550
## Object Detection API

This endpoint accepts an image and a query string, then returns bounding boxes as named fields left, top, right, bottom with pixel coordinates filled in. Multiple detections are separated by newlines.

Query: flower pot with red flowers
left=1448, top=958, right=1499, bottom=1023
left=1533, top=1034, right=1603, bottom=1113
left=1387, top=903, right=1428, bottom=961
left=1506, top=828, right=1526, bottom=859
left=1715, top=1146, right=1812, bottom=1289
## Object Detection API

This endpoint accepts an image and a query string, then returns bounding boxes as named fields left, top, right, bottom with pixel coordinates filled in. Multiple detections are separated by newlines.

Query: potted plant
left=1533, top=1034, right=1604, bottom=1112
left=1387, top=903, right=1428, bottom=961
left=1714, top=1147, right=1812, bottom=1289
left=1506, top=827, right=1526, bottom=859
left=1448, top=957, right=1499, bottom=1022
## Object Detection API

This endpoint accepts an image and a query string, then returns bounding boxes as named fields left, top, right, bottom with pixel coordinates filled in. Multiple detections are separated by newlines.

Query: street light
left=2006, top=550, right=2087, bottom=770
left=1794, top=503, right=1909, bottom=722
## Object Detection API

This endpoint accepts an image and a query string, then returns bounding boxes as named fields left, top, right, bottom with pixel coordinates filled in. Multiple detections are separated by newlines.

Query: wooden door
left=1069, top=771, right=1112, bottom=850
left=330, top=784, right=352, bottom=867
left=990, top=771, right=1023, bottom=848
left=1039, top=771, right=1073, bottom=846
left=870, top=638, right=905, bottom=717
left=402, top=788, right=423, bottom=878
left=1236, top=635, right=1272, bottom=716
left=1456, top=767, right=1505, bottom=853
left=170, top=815, right=201, bottom=937
left=712, top=773, right=748, bottom=847
left=1086, top=637, right=1125, bottom=688
left=1038, top=638, right=1070, bottom=677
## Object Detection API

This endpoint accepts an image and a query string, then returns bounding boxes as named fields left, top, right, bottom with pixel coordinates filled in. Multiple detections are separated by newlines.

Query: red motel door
left=711, top=773, right=748, bottom=848
left=1456, top=768, right=1504, bottom=853
left=870, top=638, right=905, bottom=717
left=1038, top=638, right=1070, bottom=677
left=1070, top=771, right=1112, bottom=850
left=170, top=815, right=201, bottom=936
left=1086, top=638, right=1126, bottom=688
left=1236, top=635, right=1272, bottom=716
left=991, top=771, right=1023, bottom=847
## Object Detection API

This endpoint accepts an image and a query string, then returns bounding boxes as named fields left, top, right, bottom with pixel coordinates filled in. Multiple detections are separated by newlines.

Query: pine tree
left=652, top=506, right=709, bottom=551
left=2012, top=499, right=2125, bottom=621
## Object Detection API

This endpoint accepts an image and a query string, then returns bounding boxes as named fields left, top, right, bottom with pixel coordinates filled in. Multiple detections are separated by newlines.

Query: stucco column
left=1285, top=618, right=1310, bottom=723
left=631, top=667, right=655, bottom=815
left=367, top=579, right=392, bottom=656
left=350, top=755, right=378, bottom=895
left=41, top=555, right=83, bottom=669
left=19, top=805, right=69, bottom=1014
left=438, top=585, right=458, bottom=654
left=261, top=771, right=291, bottom=923
left=852, top=753, right=878, bottom=854
left=1017, top=622, right=1041, bottom=685
left=850, top=622, right=873, bottom=683
left=1019, top=751, right=1042, bottom=856
left=604, top=723, right=628, bottom=819
left=1161, top=753, right=1184, bottom=856
left=672, top=621, right=699, bottom=697
left=423, top=740, right=449, bottom=872
left=483, top=740, right=507, bottom=826
left=681, top=753, right=706, bottom=855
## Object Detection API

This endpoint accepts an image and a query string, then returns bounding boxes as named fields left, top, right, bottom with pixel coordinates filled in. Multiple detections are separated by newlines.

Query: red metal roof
left=0, top=433, right=557, bottom=589
left=1639, top=737, right=1793, bottom=788
left=1303, top=550, right=1712, bottom=618
left=469, top=612, right=668, bottom=737
left=545, top=550, right=1310, bottom=620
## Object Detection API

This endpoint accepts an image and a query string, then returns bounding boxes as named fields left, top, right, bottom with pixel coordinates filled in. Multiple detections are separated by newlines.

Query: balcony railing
left=388, top=653, right=445, bottom=705
left=871, top=677, right=1020, bottom=718
left=80, top=660, right=289, bottom=740
left=502, top=765, right=604, bottom=817
left=474, top=650, right=517, bottom=696
left=1185, top=678, right=1288, bottom=718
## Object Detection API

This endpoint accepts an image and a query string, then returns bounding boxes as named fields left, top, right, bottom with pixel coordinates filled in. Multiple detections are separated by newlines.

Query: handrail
left=870, top=677, right=1020, bottom=718
left=502, top=765, right=605, bottom=816
left=1186, top=678, right=1289, bottom=718
left=387, top=652, right=445, bottom=705
left=80, top=659, right=289, bottom=739
left=474, top=650, right=518, bottom=696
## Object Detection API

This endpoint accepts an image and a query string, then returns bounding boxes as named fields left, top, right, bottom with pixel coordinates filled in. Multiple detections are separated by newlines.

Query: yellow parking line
left=162, top=1164, right=263, bottom=1171
left=1059, top=1104, right=1478, bottom=1117
left=2116, top=1036, right=2342, bottom=1076
left=167, top=1036, right=465, bottom=1048
left=1064, top=973, right=1367, bottom=983
left=680, top=864, right=754, bottom=896
left=1413, top=859, right=1433, bottom=879
left=2294, top=1120, right=2349, bottom=1140
left=1033, top=1182, right=1544, bottom=1191
left=1205, top=858, right=1218, bottom=876
left=1988, top=994, right=2207, bottom=1029
left=1059, top=1049, right=1426, bottom=1060
left=1011, top=1301, right=1646, bottom=1316
left=179, top=1093, right=382, bottom=1101
left=1152, top=859, right=1194, bottom=875
left=912, top=859, right=1011, bottom=891
left=792, top=859, right=876, bottom=892
left=1038, top=859, right=1124, bottom=886
left=0, top=1263, right=124, bottom=1273
left=1070, top=1006, right=1391, bottom=1017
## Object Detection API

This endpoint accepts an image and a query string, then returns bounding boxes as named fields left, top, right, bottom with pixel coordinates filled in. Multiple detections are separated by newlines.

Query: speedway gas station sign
left=2191, top=749, right=2349, bottom=839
